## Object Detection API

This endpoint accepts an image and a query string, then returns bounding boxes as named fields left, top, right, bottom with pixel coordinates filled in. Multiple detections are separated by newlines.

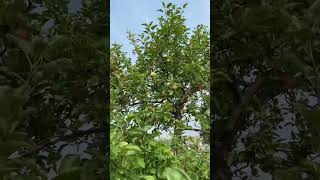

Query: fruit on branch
left=150, top=71, right=157, bottom=76
left=160, top=92, right=166, bottom=97
left=197, top=85, right=204, bottom=91
left=14, top=23, right=31, bottom=40
left=278, top=75, right=301, bottom=89
left=171, top=83, right=178, bottom=90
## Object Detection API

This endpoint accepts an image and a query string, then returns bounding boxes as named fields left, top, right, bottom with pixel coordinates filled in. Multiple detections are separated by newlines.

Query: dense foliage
left=110, top=2, right=209, bottom=180
left=213, top=0, right=320, bottom=179
left=0, top=0, right=107, bottom=179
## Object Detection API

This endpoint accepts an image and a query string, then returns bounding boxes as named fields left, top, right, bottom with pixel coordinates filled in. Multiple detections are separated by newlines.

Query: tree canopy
left=110, top=2, right=210, bottom=179
left=0, top=0, right=107, bottom=179
left=213, top=0, right=320, bottom=179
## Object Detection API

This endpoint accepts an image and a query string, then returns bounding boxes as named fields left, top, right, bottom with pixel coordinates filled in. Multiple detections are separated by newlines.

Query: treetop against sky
left=110, top=0, right=209, bottom=61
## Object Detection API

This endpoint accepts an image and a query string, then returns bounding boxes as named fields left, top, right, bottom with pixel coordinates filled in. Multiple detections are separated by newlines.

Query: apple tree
left=110, top=2, right=210, bottom=179
left=0, top=0, right=107, bottom=179
left=212, top=0, right=320, bottom=179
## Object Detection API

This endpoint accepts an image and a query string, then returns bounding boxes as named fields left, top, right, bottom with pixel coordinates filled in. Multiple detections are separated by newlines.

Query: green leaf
left=182, top=3, right=188, bottom=8
left=309, top=0, right=320, bottom=21
left=151, top=25, right=157, bottom=30
left=0, top=140, right=31, bottom=157
left=5, top=5, right=19, bottom=29
left=4, top=49, right=30, bottom=73
left=136, top=157, right=145, bottom=168
left=143, top=125, right=153, bottom=132
left=161, top=167, right=192, bottom=180
left=43, top=58, right=73, bottom=77
left=53, top=167, right=82, bottom=180
left=119, top=141, right=128, bottom=147
left=6, top=34, right=31, bottom=56
left=123, top=144, right=142, bottom=152
left=141, top=175, right=155, bottom=180
left=297, top=105, right=320, bottom=128
left=31, top=36, right=48, bottom=59
left=273, top=168, right=302, bottom=180
left=58, top=155, right=81, bottom=174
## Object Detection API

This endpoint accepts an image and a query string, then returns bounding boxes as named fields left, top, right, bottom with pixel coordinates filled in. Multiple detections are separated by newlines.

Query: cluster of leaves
left=0, top=0, right=107, bottom=179
left=213, top=0, right=320, bottom=179
left=110, top=2, right=209, bottom=180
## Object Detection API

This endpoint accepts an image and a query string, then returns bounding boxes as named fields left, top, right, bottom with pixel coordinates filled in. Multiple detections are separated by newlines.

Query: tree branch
left=128, top=99, right=164, bottom=106
left=19, top=128, right=104, bottom=158
left=178, top=127, right=210, bottom=135
left=227, top=78, right=265, bottom=132
left=214, top=74, right=307, bottom=179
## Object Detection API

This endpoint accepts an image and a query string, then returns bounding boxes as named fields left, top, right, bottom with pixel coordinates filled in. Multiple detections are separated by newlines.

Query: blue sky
left=110, top=0, right=210, bottom=61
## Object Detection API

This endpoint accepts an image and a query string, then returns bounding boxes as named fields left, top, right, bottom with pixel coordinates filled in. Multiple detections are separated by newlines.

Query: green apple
left=150, top=71, right=157, bottom=77
left=171, top=83, right=178, bottom=90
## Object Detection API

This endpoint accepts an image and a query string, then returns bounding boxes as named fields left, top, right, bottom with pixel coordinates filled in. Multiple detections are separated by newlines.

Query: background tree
left=110, top=2, right=209, bottom=179
left=0, top=0, right=107, bottom=179
left=213, top=0, right=320, bottom=179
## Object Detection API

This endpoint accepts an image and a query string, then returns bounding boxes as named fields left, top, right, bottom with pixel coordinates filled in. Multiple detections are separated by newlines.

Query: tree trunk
left=214, top=143, right=232, bottom=179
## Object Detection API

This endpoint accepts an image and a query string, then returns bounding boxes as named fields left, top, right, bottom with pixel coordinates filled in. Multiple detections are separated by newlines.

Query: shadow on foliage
left=0, top=0, right=108, bottom=179
left=212, top=0, right=320, bottom=179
